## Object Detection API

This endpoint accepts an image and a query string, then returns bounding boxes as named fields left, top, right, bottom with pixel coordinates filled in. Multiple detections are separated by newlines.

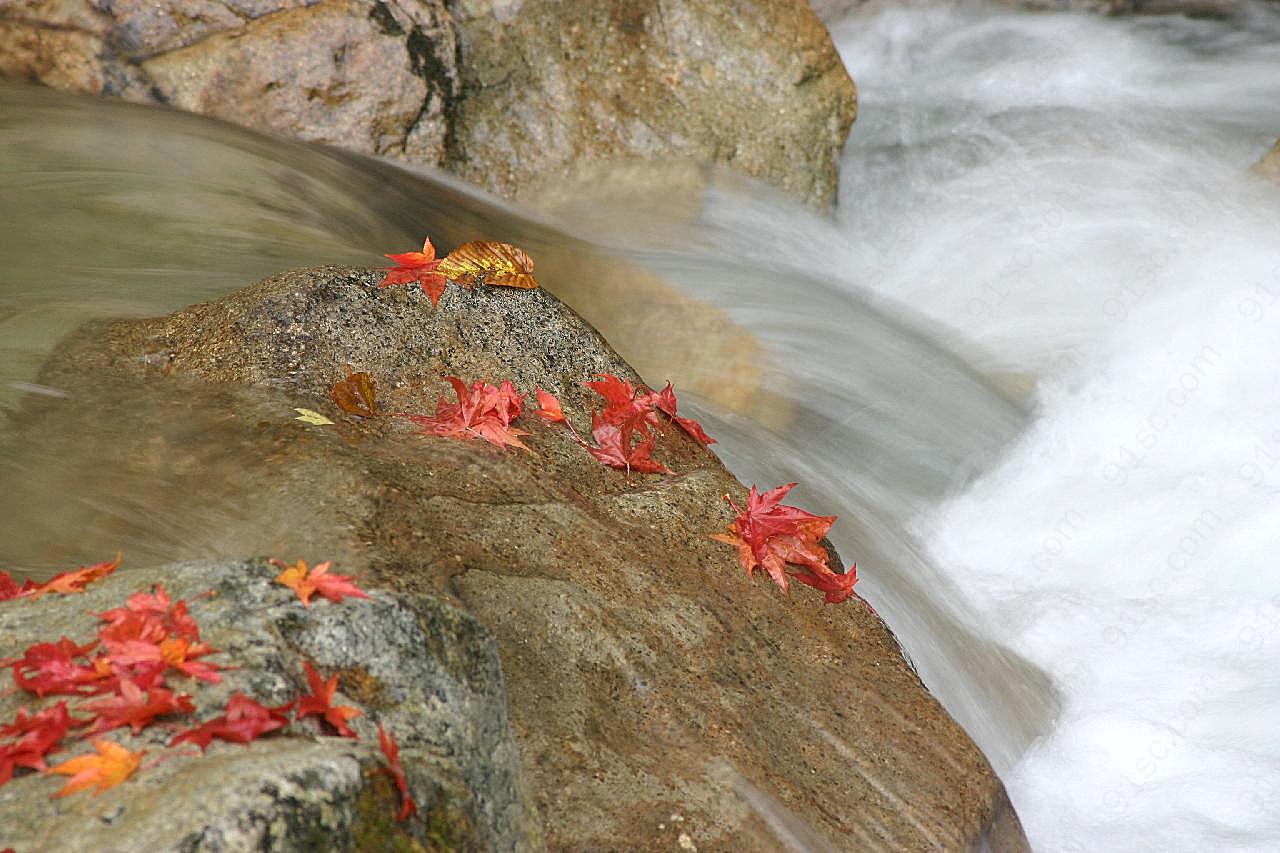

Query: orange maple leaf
left=272, top=559, right=370, bottom=608
left=48, top=739, right=144, bottom=796
left=380, top=237, right=448, bottom=306
left=21, top=553, right=122, bottom=600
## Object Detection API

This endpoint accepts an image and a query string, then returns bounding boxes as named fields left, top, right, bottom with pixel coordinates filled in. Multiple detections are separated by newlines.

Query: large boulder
left=0, top=0, right=856, bottom=208
left=446, top=0, right=857, bottom=208
left=0, top=558, right=540, bottom=851
left=0, top=266, right=1027, bottom=850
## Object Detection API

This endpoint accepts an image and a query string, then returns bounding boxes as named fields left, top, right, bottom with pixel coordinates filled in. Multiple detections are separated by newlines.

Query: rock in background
left=0, top=0, right=856, bottom=209
left=0, top=266, right=1028, bottom=850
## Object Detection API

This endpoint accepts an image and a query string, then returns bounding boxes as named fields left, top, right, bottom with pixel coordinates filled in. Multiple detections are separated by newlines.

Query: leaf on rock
left=437, top=241, right=538, bottom=290
left=170, top=693, right=293, bottom=751
left=789, top=562, right=859, bottom=605
left=0, top=702, right=87, bottom=784
left=399, top=377, right=531, bottom=451
left=650, top=382, right=716, bottom=445
left=0, top=570, right=23, bottom=601
left=583, top=414, right=670, bottom=475
left=330, top=367, right=378, bottom=418
left=272, top=559, right=371, bottom=607
left=377, top=725, right=419, bottom=821
left=532, top=388, right=565, bottom=423
left=80, top=679, right=195, bottom=735
left=711, top=484, right=837, bottom=595
left=294, top=407, right=335, bottom=426
left=48, top=739, right=144, bottom=796
left=20, top=553, right=122, bottom=600
left=380, top=236, right=448, bottom=306
left=297, top=662, right=362, bottom=738
left=6, top=637, right=107, bottom=697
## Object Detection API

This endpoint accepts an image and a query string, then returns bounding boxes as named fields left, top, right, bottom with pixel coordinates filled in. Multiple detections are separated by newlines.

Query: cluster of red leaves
left=378, top=236, right=862, bottom=608
left=399, top=377, right=531, bottom=451
left=565, top=374, right=715, bottom=474
left=711, top=483, right=859, bottom=604
left=0, top=559, right=418, bottom=822
left=0, top=553, right=121, bottom=602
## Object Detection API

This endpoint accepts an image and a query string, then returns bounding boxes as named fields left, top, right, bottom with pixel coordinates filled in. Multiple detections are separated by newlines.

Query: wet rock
left=445, top=0, right=857, bottom=209
left=0, top=558, right=539, bottom=851
left=2, top=267, right=1028, bottom=850
left=0, top=0, right=855, bottom=209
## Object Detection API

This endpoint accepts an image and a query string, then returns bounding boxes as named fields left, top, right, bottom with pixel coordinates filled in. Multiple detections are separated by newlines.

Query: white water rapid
left=827, top=4, right=1280, bottom=851
left=2, top=3, right=1278, bottom=851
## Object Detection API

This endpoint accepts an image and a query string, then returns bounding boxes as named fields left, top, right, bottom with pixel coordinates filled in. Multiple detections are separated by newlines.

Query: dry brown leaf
left=330, top=367, right=377, bottom=418
left=437, top=241, right=539, bottom=290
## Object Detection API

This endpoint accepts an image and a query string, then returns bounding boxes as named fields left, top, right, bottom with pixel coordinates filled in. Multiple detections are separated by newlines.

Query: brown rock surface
left=446, top=0, right=857, bottom=208
left=0, top=0, right=855, bottom=208
left=2, top=266, right=1027, bottom=850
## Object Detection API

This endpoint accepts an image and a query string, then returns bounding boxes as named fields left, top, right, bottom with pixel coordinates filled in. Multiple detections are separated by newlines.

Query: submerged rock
left=1, top=267, right=1028, bottom=850
left=0, top=0, right=856, bottom=208
left=0, top=558, right=539, bottom=851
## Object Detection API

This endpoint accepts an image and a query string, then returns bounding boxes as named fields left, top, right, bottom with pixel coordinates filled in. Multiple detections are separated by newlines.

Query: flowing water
left=2, top=2, right=1279, bottom=849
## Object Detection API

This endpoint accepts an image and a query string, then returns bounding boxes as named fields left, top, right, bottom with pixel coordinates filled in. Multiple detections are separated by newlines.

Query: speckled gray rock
left=1, top=267, right=1028, bottom=850
left=0, top=558, right=540, bottom=852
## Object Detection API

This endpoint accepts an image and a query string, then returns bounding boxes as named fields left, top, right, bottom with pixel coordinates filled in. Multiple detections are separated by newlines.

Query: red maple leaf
left=0, top=570, right=24, bottom=601
left=650, top=382, right=716, bottom=445
left=582, top=414, right=670, bottom=474
left=272, top=559, right=371, bottom=607
left=96, top=585, right=201, bottom=642
left=296, top=661, right=362, bottom=738
left=79, top=678, right=196, bottom=735
left=710, top=484, right=836, bottom=594
left=5, top=637, right=107, bottom=697
left=584, top=374, right=661, bottom=435
left=377, top=724, right=418, bottom=821
left=170, top=693, right=293, bottom=751
left=20, top=553, right=121, bottom=600
left=0, top=701, right=87, bottom=784
left=789, top=562, right=860, bottom=605
left=102, top=636, right=223, bottom=685
left=399, top=376, right=531, bottom=451
left=532, top=388, right=565, bottom=423
left=380, top=237, right=448, bottom=306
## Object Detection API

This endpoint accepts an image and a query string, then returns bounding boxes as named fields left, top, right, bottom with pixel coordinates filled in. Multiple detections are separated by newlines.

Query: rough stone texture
left=1, top=267, right=1028, bottom=850
left=0, top=0, right=457, bottom=162
left=0, top=558, right=539, bottom=851
left=446, top=0, right=857, bottom=208
left=0, top=0, right=856, bottom=209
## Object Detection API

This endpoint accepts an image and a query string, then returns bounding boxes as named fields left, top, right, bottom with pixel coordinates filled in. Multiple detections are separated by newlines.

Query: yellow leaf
left=437, top=241, right=539, bottom=290
left=294, top=408, right=335, bottom=425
